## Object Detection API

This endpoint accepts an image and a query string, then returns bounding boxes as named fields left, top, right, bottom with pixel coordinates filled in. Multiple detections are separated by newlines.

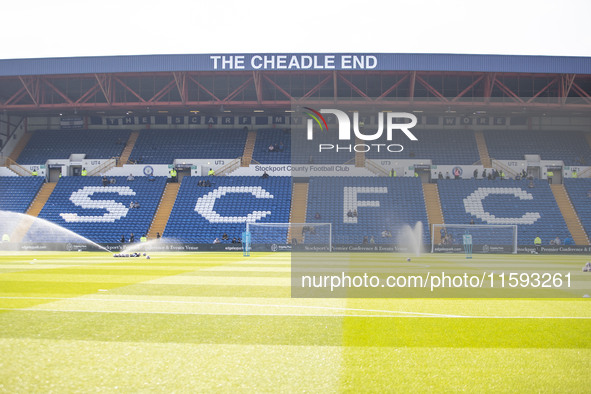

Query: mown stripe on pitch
left=0, top=255, right=233, bottom=311
left=0, top=312, right=588, bottom=348
left=181, top=271, right=290, bottom=278
left=338, top=347, right=591, bottom=392
left=0, top=312, right=345, bottom=345
left=0, top=281, right=134, bottom=296
left=145, top=276, right=290, bottom=286
left=106, top=284, right=292, bottom=298
left=7, top=268, right=203, bottom=275
left=341, top=315, right=591, bottom=348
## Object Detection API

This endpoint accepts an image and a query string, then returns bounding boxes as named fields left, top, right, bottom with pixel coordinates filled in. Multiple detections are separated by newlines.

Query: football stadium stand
left=365, top=129, right=481, bottom=165
left=240, top=130, right=257, bottom=166
left=1, top=52, right=590, bottom=256
left=16, top=130, right=130, bottom=164
left=163, top=176, right=292, bottom=243
left=118, top=131, right=140, bottom=166
left=563, top=178, right=591, bottom=241
left=25, top=176, right=166, bottom=243
left=437, top=179, right=571, bottom=246
left=0, top=176, right=44, bottom=213
left=305, top=177, right=430, bottom=245
left=128, top=129, right=248, bottom=164
left=252, top=129, right=291, bottom=164
left=291, top=128, right=355, bottom=164
left=484, top=130, right=591, bottom=166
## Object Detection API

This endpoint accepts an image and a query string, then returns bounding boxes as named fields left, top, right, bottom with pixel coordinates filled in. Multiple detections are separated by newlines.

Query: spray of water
left=398, top=221, right=424, bottom=257
left=0, top=210, right=110, bottom=252
left=121, top=238, right=178, bottom=254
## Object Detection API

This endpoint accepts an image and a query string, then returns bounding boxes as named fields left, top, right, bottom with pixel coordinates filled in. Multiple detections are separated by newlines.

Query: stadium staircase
left=118, top=131, right=140, bottom=166
left=364, top=160, right=389, bottom=176
left=241, top=130, right=257, bottom=166
left=2, top=158, right=32, bottom=176
left=491, top=159, right=518, bottom=178
left=26, top=182, right=56, bottom=217
left=355, top=137, right=365, bottom=167
left=88, top=158, right=118, bottom=177
left=147, top=182, right=181, bottom=239
left=6, top=133, right=32, bottom=164
left=11, top=182, right=56, bottom=242
left=422, top=183, right=444, bottom=243
left=550, top=184, right=590, bottom=245
left=288, top=181, right=309, bottom=243
left=474, top=130, right=492, bottom=168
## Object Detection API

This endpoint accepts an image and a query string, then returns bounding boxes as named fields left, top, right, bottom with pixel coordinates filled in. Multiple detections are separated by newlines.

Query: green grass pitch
left=0, top=251, right=589, bottom=392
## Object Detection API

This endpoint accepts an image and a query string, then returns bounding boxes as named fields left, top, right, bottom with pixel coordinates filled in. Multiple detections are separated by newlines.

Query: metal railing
left=87, top=157, right=118, bottom=176
left=364, top=159, right=389, bottom=176
left=491, top=159, right=518, bottom=178
left=3, top=157, right=32, bottom=176
left=577, top=167, right=591, bottom=178
left=215, top=157, right=242, bottom=176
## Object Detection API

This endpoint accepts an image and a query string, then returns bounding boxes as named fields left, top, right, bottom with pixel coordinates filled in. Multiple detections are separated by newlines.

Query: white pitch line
left=0, top=296, right=590, bottom=319
left=0, top=296, right=441, bottom=317
left=0, top=308, right=590, bottom=319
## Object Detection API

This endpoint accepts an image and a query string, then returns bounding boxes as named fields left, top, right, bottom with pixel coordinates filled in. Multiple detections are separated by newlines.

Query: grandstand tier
left=437, top=179, right=572, bottom=246
left=2, top=174, right=591, bottom=249
left=0, top=176, right=45, bottom=213
left=8, top=126, right=591, bottom=171
left=16, top=130, right=131, bottom=164
left=26, top=176, right=167, bottom=243
left=1, top=67, right=590, bottom=250
left=305, top=177, right=430, bottom=245
left=484, top=130, right=591, bottom=166
left=129, top=129, right=248, bottom=164
left=364, top=129, right=481, bottom=165
left=163, top=176, right=292, bottom=244
left=252, top=129, right=291, bottom=164
left=291, top=127, right=355, bottom=165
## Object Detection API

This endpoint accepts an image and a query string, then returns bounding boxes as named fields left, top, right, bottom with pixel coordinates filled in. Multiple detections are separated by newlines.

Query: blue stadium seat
left=129, top=129, right=248, bottom=164
left=26, top=176, right=166, bottom=243
left=0, top=176, right=44, bottom=213
left=290, top=127, right=355, bottom=165
left=290, top=128, right=479, bottom=165
left=365, top=129, right=480, bottom=165
left=17, top=130, right=130, bottom=164
left=164, top=176, right=292, bottom=243
left=305, top=177, right=430, bottom=245
left=437, top=179, right=571, bottom=245
left=252, top=129, right=291, bottom=164
left=484, top=130, right=591, bottom=166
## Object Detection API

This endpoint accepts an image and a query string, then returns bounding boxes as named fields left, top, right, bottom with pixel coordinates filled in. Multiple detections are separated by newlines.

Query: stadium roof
left=0, top=53, right=590, bottom=115
left=0, top=53, right=590, bottom=77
